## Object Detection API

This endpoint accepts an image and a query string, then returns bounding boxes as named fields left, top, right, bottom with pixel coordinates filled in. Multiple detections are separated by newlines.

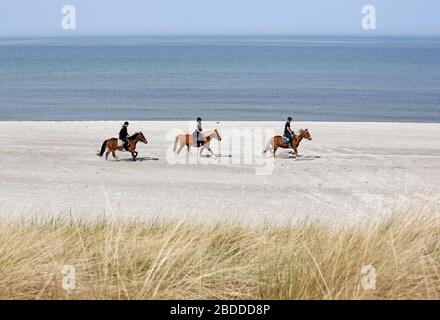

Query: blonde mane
left=202, top=129, right=218, bottom=138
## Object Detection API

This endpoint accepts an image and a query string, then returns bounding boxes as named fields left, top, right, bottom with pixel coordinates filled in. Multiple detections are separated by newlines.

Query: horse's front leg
left=208, top=147, right=215, bottom=158
left=132, top=151, right=138, bottom=161
left=293, top=146, right=299, bottom=157
left=199, top=146, right=205, bottom=156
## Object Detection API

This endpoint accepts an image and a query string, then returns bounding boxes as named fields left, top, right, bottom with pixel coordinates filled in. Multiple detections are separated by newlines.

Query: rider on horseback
left=283, top=116, right=294, bottom=144
left=193, top=117, right=204, bottom=147
left=119, top=121, right=130, bottom=151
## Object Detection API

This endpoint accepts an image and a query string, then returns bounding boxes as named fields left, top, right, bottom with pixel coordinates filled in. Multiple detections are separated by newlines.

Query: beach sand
left=0, top=121, right=439, bottom=225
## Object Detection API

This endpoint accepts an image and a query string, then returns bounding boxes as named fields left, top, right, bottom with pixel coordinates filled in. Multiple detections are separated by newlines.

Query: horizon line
left=1, top=33, right=440, bottom=39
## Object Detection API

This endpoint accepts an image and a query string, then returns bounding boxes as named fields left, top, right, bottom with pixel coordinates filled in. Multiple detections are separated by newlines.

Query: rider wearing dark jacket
left=119, top=122, right=130, bottom=151
left=284, top=116, right=294, bottom=143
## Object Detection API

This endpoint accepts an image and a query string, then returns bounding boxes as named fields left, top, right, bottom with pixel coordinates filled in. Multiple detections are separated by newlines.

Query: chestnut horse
left=173, top=129, right=222, bottom=157
left=263, top=128, right=312, bottom=157
left=98, top=132, right=147, bottom=161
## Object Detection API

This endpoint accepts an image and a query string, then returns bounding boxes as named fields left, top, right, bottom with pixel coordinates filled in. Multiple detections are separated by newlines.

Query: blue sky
left=0, top=0, right=439, bottom=36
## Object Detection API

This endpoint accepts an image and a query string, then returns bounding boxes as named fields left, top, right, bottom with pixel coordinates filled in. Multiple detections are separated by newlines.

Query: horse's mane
left=203, top=129, right=218, bottom=137
left=129, top=132, right=141, bottom=140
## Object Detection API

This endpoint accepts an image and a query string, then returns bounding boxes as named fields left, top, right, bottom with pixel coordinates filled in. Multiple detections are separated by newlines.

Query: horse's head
left=131, top=132, right=148, bottom=144
left=139, top=132, right=148, bottom=144
left=214, top=129, right=222, bottom=141
left=302, top=129, right=312, bottom=141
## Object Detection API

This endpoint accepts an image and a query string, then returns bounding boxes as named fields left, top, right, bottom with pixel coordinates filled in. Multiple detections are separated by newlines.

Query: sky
left=0, top=0, right=439, bottom=37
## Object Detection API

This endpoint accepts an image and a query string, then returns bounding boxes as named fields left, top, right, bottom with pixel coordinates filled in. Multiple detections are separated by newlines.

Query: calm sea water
left=0, top=36, right=439, bottom=122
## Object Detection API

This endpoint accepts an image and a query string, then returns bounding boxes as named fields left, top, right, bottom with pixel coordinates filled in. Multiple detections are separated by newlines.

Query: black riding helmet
left=124, top=121, right=129, bottom=126
left=197, top=117, right=202, bottom=122
left=287, top=117, right=292, bottom=121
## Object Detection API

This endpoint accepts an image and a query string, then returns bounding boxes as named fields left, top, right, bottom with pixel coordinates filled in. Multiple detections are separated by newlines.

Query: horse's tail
left=263, top=138, right=272, bottom=153
left=98, top=140, right=107, bottom=157
left=173, top=136, right=179, bottom=152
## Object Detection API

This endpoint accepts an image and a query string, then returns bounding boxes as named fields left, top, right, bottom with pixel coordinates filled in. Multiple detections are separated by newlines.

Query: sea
left=0, top=36, right=439, bottom=122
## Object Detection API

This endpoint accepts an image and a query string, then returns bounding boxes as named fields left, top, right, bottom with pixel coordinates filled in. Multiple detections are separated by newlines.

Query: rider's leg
left=122, top=138, right=129, bottom=151
left=288, top=141, right=294, bottom=154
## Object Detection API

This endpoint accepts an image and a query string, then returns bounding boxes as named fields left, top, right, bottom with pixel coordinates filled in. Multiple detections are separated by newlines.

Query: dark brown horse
left=173, top=129, right=221, bottom=157
left=98, top=132, right=147, bottom=161
left=263, top=128, right=312, bottom=157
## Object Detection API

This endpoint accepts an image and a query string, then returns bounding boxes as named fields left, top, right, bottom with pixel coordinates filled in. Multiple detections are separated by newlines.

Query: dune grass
left=0, top=204, right=438, bottom=300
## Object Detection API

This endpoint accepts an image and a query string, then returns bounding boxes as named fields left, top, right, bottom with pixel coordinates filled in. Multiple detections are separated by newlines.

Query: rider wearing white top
left=193, top=117, right=203, bottom=147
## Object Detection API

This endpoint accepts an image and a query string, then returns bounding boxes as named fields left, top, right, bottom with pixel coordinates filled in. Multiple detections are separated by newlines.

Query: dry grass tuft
left=0, top=205, right=438, bottom=299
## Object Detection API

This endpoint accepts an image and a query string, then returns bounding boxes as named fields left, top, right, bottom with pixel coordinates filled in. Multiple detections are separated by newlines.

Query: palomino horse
left=263, top=128, right=312, bottom=157
left=98, top=132, right=147, bottom=161
left=173, top=129, right=222, bottom=157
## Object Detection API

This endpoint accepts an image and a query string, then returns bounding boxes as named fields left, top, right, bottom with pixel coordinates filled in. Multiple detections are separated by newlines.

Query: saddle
left=281, top=136, right=291, bottom=145
left=193, top=131, right=204, bottom=147
left=118, top=139, right=129, bottom=151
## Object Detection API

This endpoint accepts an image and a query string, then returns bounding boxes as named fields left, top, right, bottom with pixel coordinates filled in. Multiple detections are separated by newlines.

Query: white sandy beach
left=0, top=121, right=439, bottom=225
